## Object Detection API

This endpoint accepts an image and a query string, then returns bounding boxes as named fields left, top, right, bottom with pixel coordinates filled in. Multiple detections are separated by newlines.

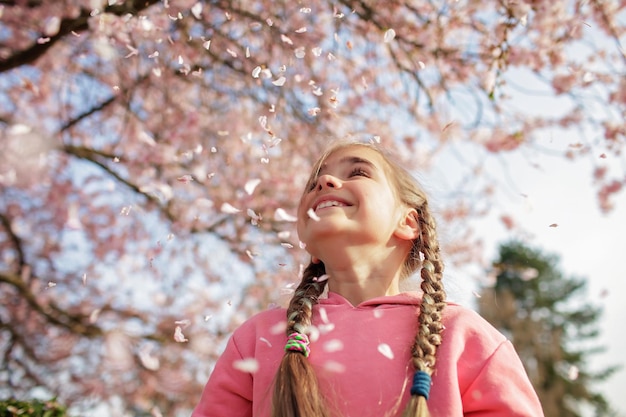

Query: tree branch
left=0, top=0, right=161, bottom=73
left=0, top=212, right=26, bottom=270
left=0, top=270, right=103, bottom=337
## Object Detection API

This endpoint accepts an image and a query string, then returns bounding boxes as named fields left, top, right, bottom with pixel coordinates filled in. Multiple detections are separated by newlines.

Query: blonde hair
left=272, top=142, right=446, bottom=417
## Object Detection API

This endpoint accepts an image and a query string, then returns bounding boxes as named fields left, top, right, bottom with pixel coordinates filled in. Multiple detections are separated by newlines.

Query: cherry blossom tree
left=0, top=0, right=624, bottom=414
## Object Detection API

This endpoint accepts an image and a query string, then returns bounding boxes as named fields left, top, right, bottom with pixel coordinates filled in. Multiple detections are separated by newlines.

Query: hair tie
left=284, top=332, right=310, bottom=357
left=410, top=370, right=431, bottom=399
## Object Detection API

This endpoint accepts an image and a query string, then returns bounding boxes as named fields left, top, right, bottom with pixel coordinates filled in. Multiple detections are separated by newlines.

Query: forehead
left=317, top=145, right=387, bottom=173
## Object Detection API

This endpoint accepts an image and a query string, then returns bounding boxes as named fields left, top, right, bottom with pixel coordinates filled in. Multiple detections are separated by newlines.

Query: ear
left=394, top=208, right=420, bottom=241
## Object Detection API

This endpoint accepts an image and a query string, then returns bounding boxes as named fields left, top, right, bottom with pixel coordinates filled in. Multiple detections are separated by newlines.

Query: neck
left=327, top=274, right=401, bottom=306
left=318, top=244, right=408, bottom=306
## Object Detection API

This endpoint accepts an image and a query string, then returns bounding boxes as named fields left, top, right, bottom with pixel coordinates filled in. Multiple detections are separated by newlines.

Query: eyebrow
left=319, top=156, right=376, bottom=175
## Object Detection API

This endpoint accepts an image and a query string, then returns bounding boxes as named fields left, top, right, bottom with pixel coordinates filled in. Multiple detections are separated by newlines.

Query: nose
left=315, top=174, right=341, bottom=191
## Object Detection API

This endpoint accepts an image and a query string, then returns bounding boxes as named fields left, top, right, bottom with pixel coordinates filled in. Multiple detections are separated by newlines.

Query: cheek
left=295, top=206, right=308, bottom=242
left=296, top=219, right=305, bottom=241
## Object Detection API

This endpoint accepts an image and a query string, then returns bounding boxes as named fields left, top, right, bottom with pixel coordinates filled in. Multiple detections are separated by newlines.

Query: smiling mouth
left=315, top=200, right=348, bottom=211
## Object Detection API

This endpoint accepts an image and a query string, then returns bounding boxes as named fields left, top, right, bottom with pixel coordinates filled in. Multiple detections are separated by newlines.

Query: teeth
left=315, top=200, right=345, bottom=211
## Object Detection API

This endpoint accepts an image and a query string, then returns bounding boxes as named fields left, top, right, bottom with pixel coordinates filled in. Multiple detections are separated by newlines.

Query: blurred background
left=1, top=1, right=624, bottom=416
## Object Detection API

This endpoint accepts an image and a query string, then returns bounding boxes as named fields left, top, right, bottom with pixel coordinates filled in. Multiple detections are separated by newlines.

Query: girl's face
left=297, top=145, right=409, bottom=257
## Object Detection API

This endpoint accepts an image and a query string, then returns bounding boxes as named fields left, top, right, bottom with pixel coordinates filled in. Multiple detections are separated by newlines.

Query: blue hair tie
left=410, top=370, right=431, bottom=399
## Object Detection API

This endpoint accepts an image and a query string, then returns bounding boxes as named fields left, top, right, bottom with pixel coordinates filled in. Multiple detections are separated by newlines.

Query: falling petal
left=384, top=28, right=396, bottom=43
left=177, top=175, right=194, bottom=183
left=138, top=345, right=160, bottom=371
left=324, top=360, right=346, bottom=373
left=308, top=326, right=320, bottom=341
left=221, top=202, right=241, bottom=214
left=270, top=321, right=287, bottom=334
left=318, top=323, right=335, bottom=333
left=295, top=47, right=306, bottom=58
left=277, top=230, right=291, bottom=239
left=520, top=14, right=528, bottom=27
left=307, top=208, right=320, bottom=221
left=191, top=2, right=202, bottom=19
left=520, top=268, right=539, bottom=281
left=233, top=358, right=259, bottom=373
left=44, top=16, right=61, bottom=36
left=89, top=309, right=101, bottom=324
left=549, top=223, right=558, bottom=228
left=247, top=209, right=261, bottom=225
left=319, top=307, right=329, bottom=323
left=378, top=343, right=394, bottom=360
left=105, top=331, right=133, bottom=370
left=67, top=202, right=82, bottom=230
left=245, top=178, right=261, bottom=195
left=324, top=339, right=344, bottom=352
left=308, top=107, right=321, bottom=116
left=313, top=274, right=330, bottom=282
left=272, top=76, right=286, bottom=86
left=252, top=66, right=262, bottom=78
left=174, top=326, right=188, bottom=343
left=280, top=283, right=295, bottom=296
left=274, top=208, right=297, bottom=222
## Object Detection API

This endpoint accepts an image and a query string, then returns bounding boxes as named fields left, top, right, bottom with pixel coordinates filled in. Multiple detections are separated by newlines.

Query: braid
left=285, top=262, right=327, bottom=334
left=271, top=261, right=331, bottom=417
left=403, top=202, right=446, bottom=417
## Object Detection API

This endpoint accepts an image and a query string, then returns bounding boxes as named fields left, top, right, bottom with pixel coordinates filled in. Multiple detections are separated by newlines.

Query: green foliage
left=480, top=241, right=620, bottom=417
left=0, top=398, right=67, bottom=417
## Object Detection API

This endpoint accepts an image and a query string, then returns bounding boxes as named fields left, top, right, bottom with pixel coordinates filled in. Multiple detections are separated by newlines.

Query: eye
left=349, top=167, right=369, bottom=177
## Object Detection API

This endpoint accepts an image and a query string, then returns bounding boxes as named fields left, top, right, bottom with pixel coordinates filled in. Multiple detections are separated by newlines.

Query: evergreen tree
left=479, top=241, right=619, bottom=417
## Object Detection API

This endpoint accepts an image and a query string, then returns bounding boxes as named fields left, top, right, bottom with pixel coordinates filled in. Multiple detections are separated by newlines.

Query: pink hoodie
left=192, top=292, right=544, bottom=417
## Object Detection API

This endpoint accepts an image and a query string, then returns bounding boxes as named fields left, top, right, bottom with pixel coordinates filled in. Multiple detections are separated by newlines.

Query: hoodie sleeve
left=461, top=339, right=544, bottom=416
left=191, top=333, right=253, bottom=417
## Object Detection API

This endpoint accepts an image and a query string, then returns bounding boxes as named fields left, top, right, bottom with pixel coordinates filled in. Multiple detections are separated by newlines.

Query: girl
left=192, top=142, right=544, bottom=417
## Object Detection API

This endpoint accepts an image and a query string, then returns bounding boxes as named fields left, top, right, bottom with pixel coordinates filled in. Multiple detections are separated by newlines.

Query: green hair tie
left=284, top=332, right=310, bottom=357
